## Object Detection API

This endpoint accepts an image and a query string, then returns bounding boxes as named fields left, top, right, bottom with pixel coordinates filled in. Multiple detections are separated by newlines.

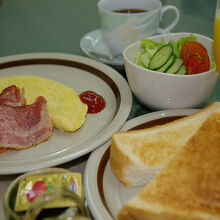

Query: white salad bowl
left=123, top=32, right=218, bottom=110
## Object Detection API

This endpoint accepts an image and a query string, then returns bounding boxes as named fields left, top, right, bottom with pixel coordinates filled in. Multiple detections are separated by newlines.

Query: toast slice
left=110, top=102, right=220, bottom=186
left=118, top=107, right=220, bottom=220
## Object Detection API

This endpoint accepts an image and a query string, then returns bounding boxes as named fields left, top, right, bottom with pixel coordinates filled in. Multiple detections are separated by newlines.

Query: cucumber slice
left=148, top=44, right=173, bottom=70
left=157, top=55, right=175, bottom=72
left=166, top=57, right=183, bottom=74
left=176, top=65, right=187, bottom=75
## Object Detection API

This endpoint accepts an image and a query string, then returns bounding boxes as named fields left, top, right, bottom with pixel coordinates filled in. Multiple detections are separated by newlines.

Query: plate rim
left=80, top=29, right=124, bottom=66
left=84, top=108, right=199, bottom=220
left=0, top=52, right=132, bottom=175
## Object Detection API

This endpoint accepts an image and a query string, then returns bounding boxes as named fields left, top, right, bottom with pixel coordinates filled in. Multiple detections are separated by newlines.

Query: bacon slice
left=0, top=85, right=26, bottom=153
left=0, top=96, right=53, bottom=150
left=0, top=85, right=25, bottom=107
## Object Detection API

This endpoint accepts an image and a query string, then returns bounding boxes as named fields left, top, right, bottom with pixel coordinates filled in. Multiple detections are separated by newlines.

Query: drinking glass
left=214, top=0, right=220, bottom=76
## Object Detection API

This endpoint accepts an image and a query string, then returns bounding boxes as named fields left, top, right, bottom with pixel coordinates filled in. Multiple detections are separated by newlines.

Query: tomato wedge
left=180, top=41, right=210, bottom=74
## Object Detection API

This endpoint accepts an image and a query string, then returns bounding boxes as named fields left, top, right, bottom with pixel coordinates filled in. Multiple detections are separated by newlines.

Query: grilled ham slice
left=0, top=96, right=53, bottom=150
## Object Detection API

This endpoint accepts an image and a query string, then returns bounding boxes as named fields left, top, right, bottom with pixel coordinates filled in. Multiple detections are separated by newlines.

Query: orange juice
left=214, top=8, right=220, bottom=76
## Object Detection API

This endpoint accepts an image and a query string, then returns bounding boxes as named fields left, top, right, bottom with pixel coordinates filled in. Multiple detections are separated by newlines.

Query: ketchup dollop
left=79, top=91, right=106, bottom=114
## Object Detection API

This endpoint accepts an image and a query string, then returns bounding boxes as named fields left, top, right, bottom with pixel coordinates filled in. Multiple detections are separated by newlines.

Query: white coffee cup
left=98, top=0, right=180, bottom=55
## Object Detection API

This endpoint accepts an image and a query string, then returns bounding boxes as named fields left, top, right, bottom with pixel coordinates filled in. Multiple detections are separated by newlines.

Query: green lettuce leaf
left=169, top=40, right=180, bottom=57
left=178, top=34, right=197, bottom=47
left=210, top=56, right=216, bottom=70
left=136, top=39, right=164, bottom=68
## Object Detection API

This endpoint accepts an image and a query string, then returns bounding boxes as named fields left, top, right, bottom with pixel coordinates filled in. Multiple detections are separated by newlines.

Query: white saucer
left=80, top=29, right=124, bottom=67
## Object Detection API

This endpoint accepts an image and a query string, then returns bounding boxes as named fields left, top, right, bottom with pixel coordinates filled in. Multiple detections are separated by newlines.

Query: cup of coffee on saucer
left=98, top=0, right=180, bottom=56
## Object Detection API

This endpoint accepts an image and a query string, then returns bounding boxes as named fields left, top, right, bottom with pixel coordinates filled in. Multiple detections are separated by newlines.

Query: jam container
left=3, top=167, right=91, bottom=220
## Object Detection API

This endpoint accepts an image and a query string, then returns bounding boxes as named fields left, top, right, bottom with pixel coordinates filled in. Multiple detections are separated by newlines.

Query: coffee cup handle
left=157, top=5, right=180, bottom=34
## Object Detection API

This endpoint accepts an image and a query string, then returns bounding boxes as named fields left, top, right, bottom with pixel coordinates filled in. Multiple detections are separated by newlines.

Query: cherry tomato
left=183, top=57, right=206, bottom=74
left=180, top=41, right=210, bottom=74
left=180, top=41, right=207, bottom=59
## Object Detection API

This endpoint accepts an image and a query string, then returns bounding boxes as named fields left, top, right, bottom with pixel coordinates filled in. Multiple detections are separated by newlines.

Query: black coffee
left=112, top=8, right=148, bottom=13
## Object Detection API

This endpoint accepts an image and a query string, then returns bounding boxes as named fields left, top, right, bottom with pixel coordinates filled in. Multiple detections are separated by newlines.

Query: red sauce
left=79, top=91, right=106, bottom=114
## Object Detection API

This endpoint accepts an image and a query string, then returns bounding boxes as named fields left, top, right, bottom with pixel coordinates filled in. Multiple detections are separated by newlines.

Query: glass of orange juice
left=214, top=0, right=220, bottom=76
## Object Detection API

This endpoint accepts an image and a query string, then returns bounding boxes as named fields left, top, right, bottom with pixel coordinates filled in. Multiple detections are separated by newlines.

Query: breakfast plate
left=0, top=52, right=132, bottom=175
left=80, top=29, right=124, bottom=67
left=84, top=108, right=198, bottom=220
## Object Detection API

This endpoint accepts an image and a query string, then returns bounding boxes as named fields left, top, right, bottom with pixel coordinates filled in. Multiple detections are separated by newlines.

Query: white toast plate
left=0, top=52, right=132, bottom=174
left=84, top=109, right=198, bottom=220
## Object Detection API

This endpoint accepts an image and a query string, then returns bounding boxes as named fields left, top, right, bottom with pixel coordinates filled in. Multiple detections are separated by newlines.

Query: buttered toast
left=118, top=107, right=220, bottom=220
left=110, top=102, right=220, bottom=187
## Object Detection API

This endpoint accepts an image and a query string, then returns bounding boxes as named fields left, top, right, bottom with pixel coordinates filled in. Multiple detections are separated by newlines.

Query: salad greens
left=136, top=34, right=197, bottom=69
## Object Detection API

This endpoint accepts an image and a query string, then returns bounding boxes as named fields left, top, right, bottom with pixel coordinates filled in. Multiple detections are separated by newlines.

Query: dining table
left=0, top=0, right=219, bottom=219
